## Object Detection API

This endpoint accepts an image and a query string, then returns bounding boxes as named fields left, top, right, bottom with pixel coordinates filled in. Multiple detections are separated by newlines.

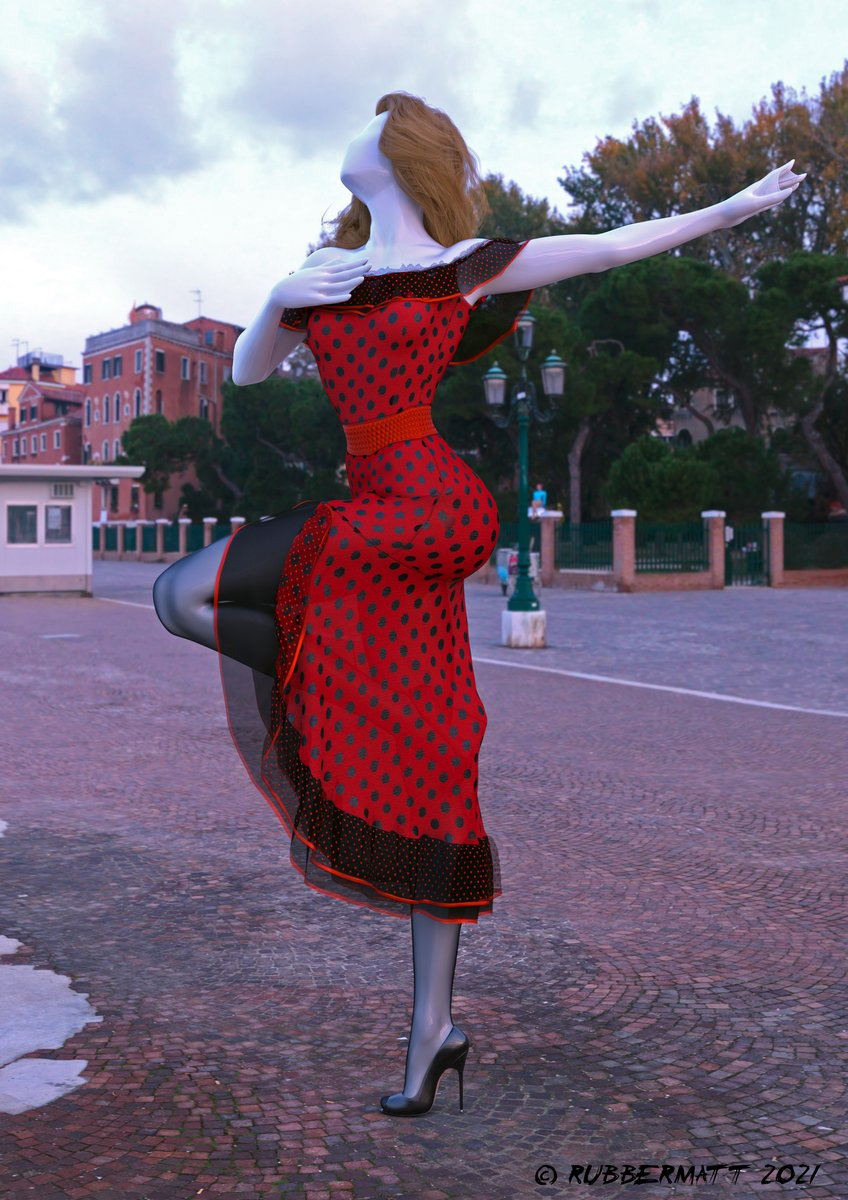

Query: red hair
left=327, top=92, right=488, bottom=249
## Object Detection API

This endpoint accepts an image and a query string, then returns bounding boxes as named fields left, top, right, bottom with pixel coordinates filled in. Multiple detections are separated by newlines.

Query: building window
left=83, top=442, right=90, bottom=464
left=135, top=348, right=143, bottom=372
left=134, top=388, right=141, bottom=418
left=0, top=388, right=7, bottom=404
left=155, top=350, right=165, bottom=373
left=20, top=408, right=26, bottom=423
left=199, top=361, right=207, bottom=385
left=46, top=504, right=72, bottom=543
left=109, top=485, right=119, bottom=512
left=8, top=505, right=37, bottom=543
left=93, top=403, right=99, bottom=423
left=131, top=483, right=140, bottom=511
left=85, top=399, right=91, bottom=425
left=40, top=433, right=47, bottom=451
left=114, top=438, right=120, bottom=459
left=181, top=356, right=190, bottom=380
left=113, top=355, right=122, bottom=378
left=31, top=434, right=38, bottom=454
left=199, top=397, right=209, bottom=420
left=84, top=363, right=92, bottom=384
left=205, top=331, right=213, bottom=346
left=54, top=429, right=61, bottom=449
left=101, top=359, right=112, bottom=380
left=104, top=395, right=110, bottom=423
left=114, top=391, right=121, bottom=421
left=13, top=437, right=19, bottom=456
left=154, top=491, right=163, bottom=510
left=30, top=405, right=37, bottom=421
left=103, top=440, right=109, bottom=462
left=155, top=389, right=163, bottom=414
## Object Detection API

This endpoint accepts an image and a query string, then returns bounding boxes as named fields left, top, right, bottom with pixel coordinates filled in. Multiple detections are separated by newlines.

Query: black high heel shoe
left=379, top=1025, right=470, bottom=1117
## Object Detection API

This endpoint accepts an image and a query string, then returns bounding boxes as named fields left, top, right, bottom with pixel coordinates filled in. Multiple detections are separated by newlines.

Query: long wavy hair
left=326, top=92, right=488, bottom=249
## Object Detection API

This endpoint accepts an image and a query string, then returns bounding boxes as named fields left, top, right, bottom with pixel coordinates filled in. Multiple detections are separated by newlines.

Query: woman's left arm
left=464, top=161, right=806, bottom=303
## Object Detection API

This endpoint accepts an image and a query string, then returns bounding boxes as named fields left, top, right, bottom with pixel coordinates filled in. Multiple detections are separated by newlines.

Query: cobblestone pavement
left=0, top=564, right=845, bottom=1199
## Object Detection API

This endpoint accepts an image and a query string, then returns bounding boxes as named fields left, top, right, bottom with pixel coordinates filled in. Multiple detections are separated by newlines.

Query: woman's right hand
left=269, top=255, right=370, bottom=309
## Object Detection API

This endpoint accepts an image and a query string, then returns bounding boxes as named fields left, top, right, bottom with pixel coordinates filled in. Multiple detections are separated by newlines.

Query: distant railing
left=556, top=519, right=613, bottom=571
left=784, top=521, right=848, bottom=570
left=635, top=520, right=710, bottom=573
left=93, top=518, right=234, bottom=557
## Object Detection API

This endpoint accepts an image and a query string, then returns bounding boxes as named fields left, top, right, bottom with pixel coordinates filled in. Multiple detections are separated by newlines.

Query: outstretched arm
left=463, top=161, right=806, bottom=304
left=232, top=248, right=370, bottom=386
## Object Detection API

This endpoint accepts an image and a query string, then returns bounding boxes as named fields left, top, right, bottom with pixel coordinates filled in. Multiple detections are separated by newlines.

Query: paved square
left=0, top=564, right=845, bottom=1198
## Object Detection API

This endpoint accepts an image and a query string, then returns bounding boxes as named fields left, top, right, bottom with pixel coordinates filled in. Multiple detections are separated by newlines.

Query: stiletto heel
left=380, top=1026, right=470, bottom=1117
left=455, top=1045, right=468, bottom=1111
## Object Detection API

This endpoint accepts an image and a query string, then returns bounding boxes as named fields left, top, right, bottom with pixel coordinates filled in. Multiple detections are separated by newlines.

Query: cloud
left=0, top=2, right=207, bottom=223
left=222, top=2, right=476, bottom=159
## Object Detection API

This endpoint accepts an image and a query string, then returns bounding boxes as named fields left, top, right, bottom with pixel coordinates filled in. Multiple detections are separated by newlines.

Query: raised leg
left=152, top=536, right=228, bottom=652
left=152, top=533, right=279, bottom=676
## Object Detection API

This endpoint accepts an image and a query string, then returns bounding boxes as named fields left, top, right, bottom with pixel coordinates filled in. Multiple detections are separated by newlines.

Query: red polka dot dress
left=214, top=239, right=532, bottom=923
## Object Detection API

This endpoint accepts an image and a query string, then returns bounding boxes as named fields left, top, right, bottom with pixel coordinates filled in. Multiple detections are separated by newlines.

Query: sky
left=2, top=0, right=846, bottom=372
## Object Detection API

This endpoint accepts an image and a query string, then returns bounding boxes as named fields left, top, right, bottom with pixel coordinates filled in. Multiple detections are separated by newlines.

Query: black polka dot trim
left=278, top=238, right=532, bottom=365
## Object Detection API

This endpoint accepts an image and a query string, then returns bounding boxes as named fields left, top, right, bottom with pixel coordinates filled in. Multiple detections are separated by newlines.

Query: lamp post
left=483, top=312, right=565, bottom=629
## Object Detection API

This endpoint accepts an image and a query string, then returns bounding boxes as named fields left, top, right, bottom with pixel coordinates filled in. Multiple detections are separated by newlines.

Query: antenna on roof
left=191, top=289, right=202, bottom=318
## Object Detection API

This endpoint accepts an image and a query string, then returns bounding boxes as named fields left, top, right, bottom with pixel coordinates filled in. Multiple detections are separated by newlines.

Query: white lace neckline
left=359, top=241, right=488, bottom=278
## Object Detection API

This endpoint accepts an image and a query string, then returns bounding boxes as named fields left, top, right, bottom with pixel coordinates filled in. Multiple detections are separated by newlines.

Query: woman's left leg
left=395, top=908, right=462, bottom=1098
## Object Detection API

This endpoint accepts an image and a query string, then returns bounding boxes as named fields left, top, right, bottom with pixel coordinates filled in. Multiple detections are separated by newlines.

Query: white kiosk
left=0, top=464, right=145, bottom=595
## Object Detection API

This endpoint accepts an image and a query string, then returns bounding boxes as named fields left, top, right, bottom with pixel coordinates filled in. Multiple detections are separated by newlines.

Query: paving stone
left=0, top=568, right=845, bottom=1198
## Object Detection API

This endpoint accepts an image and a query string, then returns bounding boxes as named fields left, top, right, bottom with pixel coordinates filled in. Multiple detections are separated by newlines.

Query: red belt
left=343, top=405, right=436, bottom=456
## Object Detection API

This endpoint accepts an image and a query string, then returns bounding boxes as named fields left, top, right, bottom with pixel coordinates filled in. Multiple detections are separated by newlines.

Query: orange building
left=0, top=352, right=84, bottom=471
left=81, top=303, right=242, bottom=520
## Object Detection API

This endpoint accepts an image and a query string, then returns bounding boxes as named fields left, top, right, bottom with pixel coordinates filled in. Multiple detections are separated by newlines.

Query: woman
left=153, top=91, right=803, bottom=1117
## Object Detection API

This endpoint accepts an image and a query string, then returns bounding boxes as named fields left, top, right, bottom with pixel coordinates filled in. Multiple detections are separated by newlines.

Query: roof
left=0, top=464, right=145, bottom=481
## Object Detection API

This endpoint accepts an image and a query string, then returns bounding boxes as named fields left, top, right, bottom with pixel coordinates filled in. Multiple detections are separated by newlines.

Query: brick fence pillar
left=155, top=518, right=170, bottom=560
left=762, top=511, right=785, bottom=586
left=611, top=509, right=637, bottom=591
left=203, top=516, right=218, bottom=547
left=178, top=517, right=191, bottom=557
left=133, top=520, right=148, bottom=560
left=701, top=510, right=726, bottom=589
left=539, top=512, right=563, bottom=587
left=117, top=521, right=126, bottom=561
left=230, top=516, right=246, bottom=536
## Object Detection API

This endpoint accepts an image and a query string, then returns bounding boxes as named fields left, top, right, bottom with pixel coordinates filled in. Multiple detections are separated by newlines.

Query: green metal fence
left=784, top=521, right=848, bottom=570
left=725, top=519, right=769, bottom=586
left=635, top=520, right=709, bottom=573
left=93, top=520, right=235, bottom=553
left=556, top=519, right=614, bottom=570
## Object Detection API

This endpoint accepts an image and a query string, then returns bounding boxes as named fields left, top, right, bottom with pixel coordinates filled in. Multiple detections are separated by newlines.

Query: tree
left=558, top=64, right=848, bottom=281
left=754, top=251, right=848, bottom=508
left=604, top=428, right=803, bottom=522
left=214, top=374, right=349, bottom=520
left=120, top=414, right=219, bottom=507
left=603, top=435, right=718, bottom=520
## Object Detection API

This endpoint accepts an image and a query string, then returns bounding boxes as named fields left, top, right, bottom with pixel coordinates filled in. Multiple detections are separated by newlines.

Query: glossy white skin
left=231, top=111, right=806, bottom=387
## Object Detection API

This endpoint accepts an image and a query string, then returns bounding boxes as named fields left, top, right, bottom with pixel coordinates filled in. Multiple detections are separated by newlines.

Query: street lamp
left=482, top=315, right=565, bottom=614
